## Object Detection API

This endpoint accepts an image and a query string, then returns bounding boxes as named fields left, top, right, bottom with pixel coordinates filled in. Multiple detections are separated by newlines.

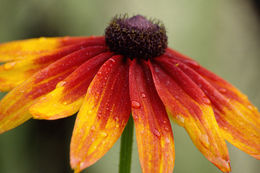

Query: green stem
left=119, top=116, right=134, bottom=173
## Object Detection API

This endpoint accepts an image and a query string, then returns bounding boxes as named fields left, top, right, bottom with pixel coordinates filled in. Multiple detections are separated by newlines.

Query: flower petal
left=0, top=37, right=105, bottom=91
left=0, top=36, right=104, bottom=62
left=0, top=46, right=107, bottom=134
left=149, top=58, right=230, bottom=172
left=70, top=56, right=131, bottom=172
left=30, top=52, right=114, bottom=120
left=179, top=61, right=260, bottom=159
left=166, top=49, right=260, bottom=159
left=129, top=59, right=175, bottom=173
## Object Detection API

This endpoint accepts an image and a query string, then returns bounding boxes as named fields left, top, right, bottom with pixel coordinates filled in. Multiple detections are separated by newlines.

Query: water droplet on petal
left=97, top=111, right=102, bottom=118
left=97, top=71, right=102, bottom=75
left=100, top=131, right=108, bottom=137
left=91, top=126, right=95, bottom=130
left=163, top=120, right=167, bottom=124
left=164, top=126, right=170, bottom=131
left=132, top=114, right=138, bottom=120
left=114, top=116, right=119, bottom=122
left=131, top=101, right=141, bottom=109
left=4, top=62, right=16, bottom=70
left=110, top=58, right=116, bottom=63
left=80, top=162, right=85, bottom=169
left=88, top=110, right=93, bottom=114
left=247, top=105, right=254, bottom=111
left=204, top=98, right=211, bottom=104
left=176, top=115, right=185, bottom=124
left=165, top=137, right=170, bottom=143
left=152, top=129, right=161, bottom=137
left=219, top=88, right=227, bottom=93
left=57, top=81, right=67, bottom=87
left=200, top=134, right=210, bottom=148
left=141, top=93, right=146, bottom=98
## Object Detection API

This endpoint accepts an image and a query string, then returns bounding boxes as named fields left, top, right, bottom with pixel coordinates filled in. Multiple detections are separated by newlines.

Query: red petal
left=166, top=49, right=260, bottom=159
left=70, top=56, right=131, bottom=172
left=150, top=57, right=230, bottom=172
left=0, top=36, right=105, bottom=62
left=174, top=58, right=260, bottom=159
left=0, top=46, right=106, bottom=133
left=30, top=52, right=114, bottom=120
left=129, top=59, right=175, bottom=173
left=0, top=36, right=106, bottom=91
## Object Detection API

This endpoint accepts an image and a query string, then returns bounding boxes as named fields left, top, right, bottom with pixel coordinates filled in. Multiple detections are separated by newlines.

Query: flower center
left=105, top=15, right=168, bottom=59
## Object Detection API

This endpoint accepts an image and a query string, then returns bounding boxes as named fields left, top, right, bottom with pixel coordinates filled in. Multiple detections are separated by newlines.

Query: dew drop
left=141, top=93, right=146, bottom=98
left=100, top=131, right=108, bottom=137
left=4, top=62, right=16, bottom=70
left=90, top=125, right=95, bottom=130
left=176, top=115, right=185, bottom=124
left=97, top=71, right=102, bottom=75
left=57, top=81, right=66, bottom=87
left=162, top=119, right=167, bottom=124
left=114, top=116, right=119, bottom=122
left=247, top=105, right=254, bottom=111
left=80, top=162, right=85, bottom=169
left=200, top=134, right=210, bottom=147
left=132, top=114, right=138, bottom=120
left=97, top=112, right=102, bottom=118
left=204, top=98, right=211, bottom=104
left=19, top=89, right=25, bottom=93
left=88, top=110, right=93, bottom=114
left=152, top=129, right=161, bottom=137
left=131, top=100, right=141, bottom=109
left=63, top=101, right=68, bottom=105
left=164, top=126, right=170, bottom=131
left=165, top=137, right=170, bottom=143
left=110, top=58, right=116, bottom=63
left=219, top=88, right=227, bottom=93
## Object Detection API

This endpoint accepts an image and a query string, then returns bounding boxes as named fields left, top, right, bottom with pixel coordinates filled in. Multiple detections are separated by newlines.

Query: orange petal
left=0, top=37, right=106, bottom=91
left=0, top=46, right=107, bottom=134
left=129, top=59, right=175, bottom=173
left=0, top=36, right=104, bottom=62
left=179, top=61, right=260, bottom=159
left=30, top=52, right=114, bottom=120
left=70, top=56, right=131, bottom=172
left=166, top=48, right=260, bottom=159
left=149, top=58, right=230, bottom=172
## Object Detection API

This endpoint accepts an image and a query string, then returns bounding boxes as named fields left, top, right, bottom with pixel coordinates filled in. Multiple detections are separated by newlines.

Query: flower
left=0, top=14, right=259, bottom=173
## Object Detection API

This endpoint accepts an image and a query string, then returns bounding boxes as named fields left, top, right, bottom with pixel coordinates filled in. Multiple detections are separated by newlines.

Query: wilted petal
left=70, top=56, right=131, bottom=172
left=149, top=58, right=230, bottom=172
left=30, top=52, right=114, bottom=120
left=0, top=46, right=106, bottom=133
left=0, top=37, right=105, bottom=91
left=129, top=59, right=175, bottom=173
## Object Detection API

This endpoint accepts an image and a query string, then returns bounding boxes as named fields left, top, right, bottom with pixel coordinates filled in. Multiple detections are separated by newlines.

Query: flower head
left=0, top=15, right=259, bottom=173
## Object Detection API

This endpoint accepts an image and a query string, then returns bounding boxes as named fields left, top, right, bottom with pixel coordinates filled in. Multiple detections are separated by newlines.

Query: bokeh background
left=0, top=0, right=259, bottom=172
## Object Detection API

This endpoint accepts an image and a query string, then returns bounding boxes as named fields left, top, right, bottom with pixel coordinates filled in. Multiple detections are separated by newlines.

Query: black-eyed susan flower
left=0, top=15, right=259, bottom=173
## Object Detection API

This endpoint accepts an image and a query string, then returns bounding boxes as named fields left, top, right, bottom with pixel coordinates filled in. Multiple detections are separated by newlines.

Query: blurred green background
left=0, top=0, right=259, bottom=172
